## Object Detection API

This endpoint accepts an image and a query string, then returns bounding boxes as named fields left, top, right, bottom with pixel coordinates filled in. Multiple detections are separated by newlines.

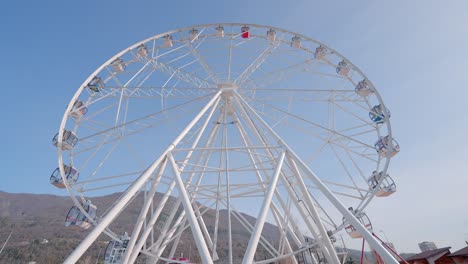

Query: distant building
left=402, top=247, right=452, bottom=264
left=419, top=241, right=438, bottom=252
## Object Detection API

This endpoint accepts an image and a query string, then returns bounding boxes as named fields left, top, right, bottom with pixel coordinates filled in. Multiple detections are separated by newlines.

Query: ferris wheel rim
left=57, top=22, right=393, bottom=212
left=54, top=23, right=397, bottom=261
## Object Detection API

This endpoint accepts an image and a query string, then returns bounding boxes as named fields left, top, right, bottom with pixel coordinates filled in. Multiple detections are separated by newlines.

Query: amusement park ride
left=51, top=23, right=402, bottom=264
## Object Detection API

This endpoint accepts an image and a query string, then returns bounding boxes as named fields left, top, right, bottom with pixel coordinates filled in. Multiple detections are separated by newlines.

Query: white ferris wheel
left=51, top=23, right=401, bottom=264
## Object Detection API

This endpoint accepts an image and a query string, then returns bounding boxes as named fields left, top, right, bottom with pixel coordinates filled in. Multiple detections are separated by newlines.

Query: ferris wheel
left=51, top=23, right=400, bottom=264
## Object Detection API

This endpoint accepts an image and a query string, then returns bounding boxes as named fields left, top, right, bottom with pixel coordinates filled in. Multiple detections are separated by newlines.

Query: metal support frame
left=58, top=23, right=399, bottom=264
left=122, top=158, right=168, bottom=263
left=158, top=118, right=223, bottom=262
left=233, top=90, right=399, bottom=264
left=64, top=87, right=396, bottom=264
left=168, top=152, right=213, bottom=264
left=233, top=113, right=300, bottom=261
left=287, top=154, right=341, bottom=264
left=127, top=97, right=222, bottom=264
left=242, top=151, right=285, bottom=264
left=63, top=91, right=221, bottom=264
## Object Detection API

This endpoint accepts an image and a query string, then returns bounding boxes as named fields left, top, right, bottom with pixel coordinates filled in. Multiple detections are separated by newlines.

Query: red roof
left=448, top=246, right=468, bottom=257
left=406, top=247, right=451, bottom=261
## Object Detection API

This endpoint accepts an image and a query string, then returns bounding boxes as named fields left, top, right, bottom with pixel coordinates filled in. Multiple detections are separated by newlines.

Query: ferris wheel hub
left=217, top=82, right=238, bottom=90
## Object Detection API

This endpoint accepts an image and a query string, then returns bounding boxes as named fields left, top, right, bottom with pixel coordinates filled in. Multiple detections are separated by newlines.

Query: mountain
left=0, top=191, right=279, bottom=263
left=0, top=192, right=413, bottom=263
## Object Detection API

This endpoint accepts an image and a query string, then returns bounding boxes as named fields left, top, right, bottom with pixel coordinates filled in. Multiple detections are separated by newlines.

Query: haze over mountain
left=0, top=191, right=413, bottom=263
left=0, top=191, right=280, bottom=263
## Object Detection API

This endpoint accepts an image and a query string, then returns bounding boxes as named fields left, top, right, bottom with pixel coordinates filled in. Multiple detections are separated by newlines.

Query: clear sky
left=1, top=0, right=468, bottom=253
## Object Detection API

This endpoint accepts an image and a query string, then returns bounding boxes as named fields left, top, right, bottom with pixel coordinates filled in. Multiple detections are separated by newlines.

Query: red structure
left=402, top=247, right=454, bottom=264
left=241, top=26, right=250, bottom=38
left=448, top=246, right=468, bottom=264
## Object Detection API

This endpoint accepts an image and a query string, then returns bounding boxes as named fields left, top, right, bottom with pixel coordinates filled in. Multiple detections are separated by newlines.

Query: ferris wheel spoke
left=242, top=107, right=379, bottom=163
left=239, top=91, right=365, bottom=103
left=334, top=90, right=370, bottom=110
left=143, top=199, right=217, bottom=257
left=222, top=200, right=279, bottom=258
left=185, top=34, right=221, bottom=83
left=226, top=27, right=234, bottom=81
left=338, top=127, right=378, bottom=139
left=327, top=140, right=378, bottom=163
left=336, top=123, right=375, bottom=135
left=71, top=170, right=143, bottom=187
left=240, top=58, right=316, bottom=89
left=343, top=148, right=370, bottom=184
left=328, top=144, right=365, bottom=199
left=244, top=87, right=353, bottom=92
left=235, top=103, right=318, bottom=256
left=78, top=92, right=214, bottom=142
left=234, top=34, right=282, bottom=84
left=249, top=98, right=374, bottom=149
left=152, top=58, right=216, bottom=89
left=308, top=192, right=338, bottom=228
left=234, top=112, right=305, bottom=249
left=75, top=137, right=122, bottom=190
left=134, top=102, right=223, bottom=262
left=79, top=180, right=137, bottom=193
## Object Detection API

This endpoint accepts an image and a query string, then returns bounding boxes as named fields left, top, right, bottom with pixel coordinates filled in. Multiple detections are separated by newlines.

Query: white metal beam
left=233, top=90, right=399, bottom=264
left=242, top=152, right=285, bottom=264
left=63, top=91, right=222, bottom=264
left=168, top=152, right=213, bottom=264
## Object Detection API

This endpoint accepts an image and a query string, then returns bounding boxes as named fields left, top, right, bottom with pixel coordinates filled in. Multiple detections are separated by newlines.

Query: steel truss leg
left=242, top=152, right=286, bottom=264
left=233, top=113, right=299, bottom=263
left=131, top=100, right=222, bottom=263
left=233, top=90, right=399, bottom=264
left=233, top=111, right=305, bottom=248
left=162, top=118, right=223, bottom=261
left=287, top=154, right=341, bottom=264
left=122, top=159, right=168, bottom=263
left=280, top=169, right=334, bottom=263
left=127, top=179, right=177, bottom=263
left=233, top=99, right=326, bottom=260
left=168, top=152, right=213, bottom=264
left=63, top=91, right=221, bottom=264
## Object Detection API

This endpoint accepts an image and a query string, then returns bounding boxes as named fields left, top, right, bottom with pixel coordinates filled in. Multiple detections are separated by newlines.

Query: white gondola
left=65, top=200, right=97, bottom=229
left=336, top=60, right=351, bottom=76
left=86, top=76, right=104, bottom=92
left=216, top=25, right=224, bottom=38
left=104, top=232, right=130, bottom=264
left=367, top=171, right=396, bottom=197
left=52, top=130, right=78, bottom=150
left=164, top=35, right=173, bottom=48
left=355, top=79, right=374, bottom=97
left=267, top=29, right=276, bottom=42
left=111, top=58, right=125, bottom=73
left=369, top=104, right=390, bottom=124
left=344, top=208, right=373, bottom=239
left=136, top=44, right=148, bottom=57
left=375, top=135, right=400, bottom=157
left=241, top=26, right=250, bottom=39
left=189, top=29, right=199, bottom=41
left=314, top=46, right=327, bottom=60
left=70, top=100, right=88, bottom=119
left=50, top=164, right=79, bottom=188
left=291, top=36, right=301, bottom=48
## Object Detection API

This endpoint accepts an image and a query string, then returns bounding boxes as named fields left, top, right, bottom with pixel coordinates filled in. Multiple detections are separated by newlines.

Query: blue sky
left=1, top=0, right=468, bottom=253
